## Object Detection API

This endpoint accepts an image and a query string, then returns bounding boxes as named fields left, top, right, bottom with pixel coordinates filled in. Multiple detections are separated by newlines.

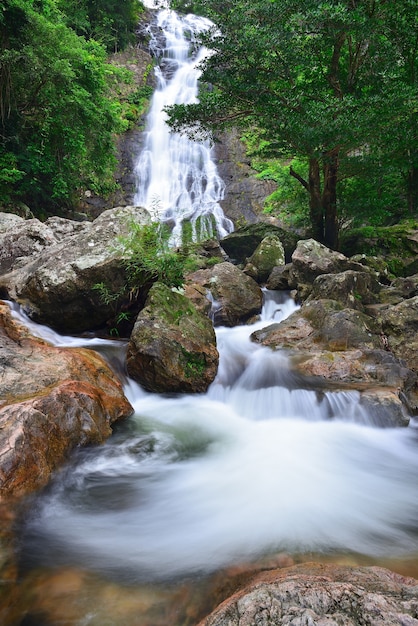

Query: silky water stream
left=9, top=291, right=418, bottom=625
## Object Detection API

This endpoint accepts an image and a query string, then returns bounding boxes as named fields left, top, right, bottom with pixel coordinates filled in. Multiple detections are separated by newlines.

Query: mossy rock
left=221, top=223, right=298, bottom=264
left=339, top=223, right=418, bottom=277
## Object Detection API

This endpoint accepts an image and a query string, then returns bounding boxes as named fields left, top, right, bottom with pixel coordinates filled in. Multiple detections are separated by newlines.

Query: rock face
left=0, top=302, right=133, bottom=500
left=214, top=129, right=277, bottom=225
left=126, top=282, right=219, bottom=393
left=0, top=213, right=90, bottom=271
left=380, top=295, right=418, bottom=380
left=197, top=562, right=418, bottom=626
left=0, top=206, right=150, bottom=333
left=187, top=262, right=263, bottom=326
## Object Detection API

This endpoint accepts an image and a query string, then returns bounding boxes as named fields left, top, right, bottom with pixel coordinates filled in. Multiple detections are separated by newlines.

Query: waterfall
left=133, top=4, right=233, bottom=245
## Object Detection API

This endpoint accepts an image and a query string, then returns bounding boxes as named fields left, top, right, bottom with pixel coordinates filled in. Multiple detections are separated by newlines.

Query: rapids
left=7, top=4, right=418, bottom=623
left=17, top=290, right=418, bottom=585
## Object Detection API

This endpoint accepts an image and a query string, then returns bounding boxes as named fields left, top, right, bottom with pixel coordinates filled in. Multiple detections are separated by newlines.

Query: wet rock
left=187, top=262, right=263, bottom=326
left=251, top=300, right=416, bottom=425
left=126, top=282, right=219, bottom=393
left=0, top=302, right=133, bottom=500
left=197, top=562, right=418, bottom=626
left=243, top=235, right=285, bottom=283
left=0, top=206, right=150, bottom=333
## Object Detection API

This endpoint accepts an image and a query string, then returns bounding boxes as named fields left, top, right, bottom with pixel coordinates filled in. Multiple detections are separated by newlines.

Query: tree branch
left=289, top=165, right=309, bottom=191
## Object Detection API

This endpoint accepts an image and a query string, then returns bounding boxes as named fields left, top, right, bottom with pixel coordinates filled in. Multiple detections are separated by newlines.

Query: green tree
left=168, top=0, right=417, bottom=248
left=0, top=0, right=129, bottom=212
left=57, top=0, right=143, bottom=53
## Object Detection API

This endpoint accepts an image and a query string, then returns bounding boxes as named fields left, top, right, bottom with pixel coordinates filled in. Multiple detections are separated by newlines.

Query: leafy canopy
left=168, top=0, right=417, bottom=247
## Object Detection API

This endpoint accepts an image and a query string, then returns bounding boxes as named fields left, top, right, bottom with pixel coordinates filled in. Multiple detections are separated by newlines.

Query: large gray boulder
left=307, top=269, right=381, bottom=310
left=197, top=563, right=418, bottom=626
left=0, top=206, right=150, bottom=333
left=126, top=282, right=219, bottom=393
left=243, top=235, right=285, bottom=283
left=290, top=238, right=369, bottom=300
left=187, top=262, right=263, bottom=326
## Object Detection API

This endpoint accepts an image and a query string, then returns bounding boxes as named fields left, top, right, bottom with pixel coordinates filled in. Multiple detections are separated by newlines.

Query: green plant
left=117, top=219, right=187, bottom=290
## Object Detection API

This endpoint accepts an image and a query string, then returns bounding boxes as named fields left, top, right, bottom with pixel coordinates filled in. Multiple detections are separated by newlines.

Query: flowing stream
left=9, top=290, right=418, bottom=624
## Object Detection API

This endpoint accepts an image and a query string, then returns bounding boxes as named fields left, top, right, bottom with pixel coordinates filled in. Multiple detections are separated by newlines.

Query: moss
left=181, top=349, right=207, bottom=379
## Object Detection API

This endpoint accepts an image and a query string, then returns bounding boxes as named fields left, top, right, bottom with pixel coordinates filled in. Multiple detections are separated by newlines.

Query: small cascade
left=133, top=6, right=233, bottom=245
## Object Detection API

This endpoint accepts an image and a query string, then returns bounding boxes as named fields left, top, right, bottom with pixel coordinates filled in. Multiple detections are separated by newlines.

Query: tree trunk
left=322, top=150, right=339, bottom=249
left=308, top=158, right=324, bottom=243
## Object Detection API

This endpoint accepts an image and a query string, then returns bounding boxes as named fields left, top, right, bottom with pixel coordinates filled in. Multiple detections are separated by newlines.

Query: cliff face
left=214, top=128, right=277, bottom=226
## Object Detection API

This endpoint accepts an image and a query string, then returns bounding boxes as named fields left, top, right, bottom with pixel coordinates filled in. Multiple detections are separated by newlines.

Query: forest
left=0, top=0, right=142, bottom=213
left=0, top=0, right=417, bottom=248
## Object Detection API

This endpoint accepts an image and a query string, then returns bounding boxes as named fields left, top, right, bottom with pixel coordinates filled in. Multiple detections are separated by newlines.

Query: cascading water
left=16, top=289, right=418, bottom=588
left=133, top=4, right=233, bottom=244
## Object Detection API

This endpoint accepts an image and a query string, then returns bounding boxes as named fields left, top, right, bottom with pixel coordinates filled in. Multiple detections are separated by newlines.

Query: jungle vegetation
left=0, top=0, right=143, bottom=215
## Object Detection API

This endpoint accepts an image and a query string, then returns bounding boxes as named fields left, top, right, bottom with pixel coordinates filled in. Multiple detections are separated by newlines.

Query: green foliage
left=118, top=220, right=187, bottom=290
left=57, top=0, right=144, bottom=53
left=0, top=0, right=138, bottom=214
left=167, top=0, right=418, bottom=246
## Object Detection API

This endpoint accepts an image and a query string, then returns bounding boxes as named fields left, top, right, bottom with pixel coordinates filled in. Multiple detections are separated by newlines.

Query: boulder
left=220, top=223, right=298, bottom=265
left=126, top=282, right=219, bottom=393
left=0, top=206, right=150, bottom=333
left=378, top=274, right=418, bottom=306
left=290, top=239, right=368, bottom=300
left=243, top=235, right=285, bottom=283
left=307, top=270, right=380, bottom=310
left=0, top=216, right=57, bottom=274
left=265, top=264, right=293, bottom=290
left=251, top=299, right=416, bottom=425
left=0, top=213, right=24, bottom=233
left=380, top=295, right=418, bottom=378
left=186, top=262, right=263, bottom=326
left=197, top=562, right=418, bottom=626
left=0, top=301, right=133, bottom=500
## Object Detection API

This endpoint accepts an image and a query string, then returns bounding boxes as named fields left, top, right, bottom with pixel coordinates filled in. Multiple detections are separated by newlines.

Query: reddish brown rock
left=0, top=302, right=133, bottom=500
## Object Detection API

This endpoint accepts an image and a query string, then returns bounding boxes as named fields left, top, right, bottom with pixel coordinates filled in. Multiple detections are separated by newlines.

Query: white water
left=20, top=291, right=418, bottom=582
left=133, top=6, right=233, bottom=245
